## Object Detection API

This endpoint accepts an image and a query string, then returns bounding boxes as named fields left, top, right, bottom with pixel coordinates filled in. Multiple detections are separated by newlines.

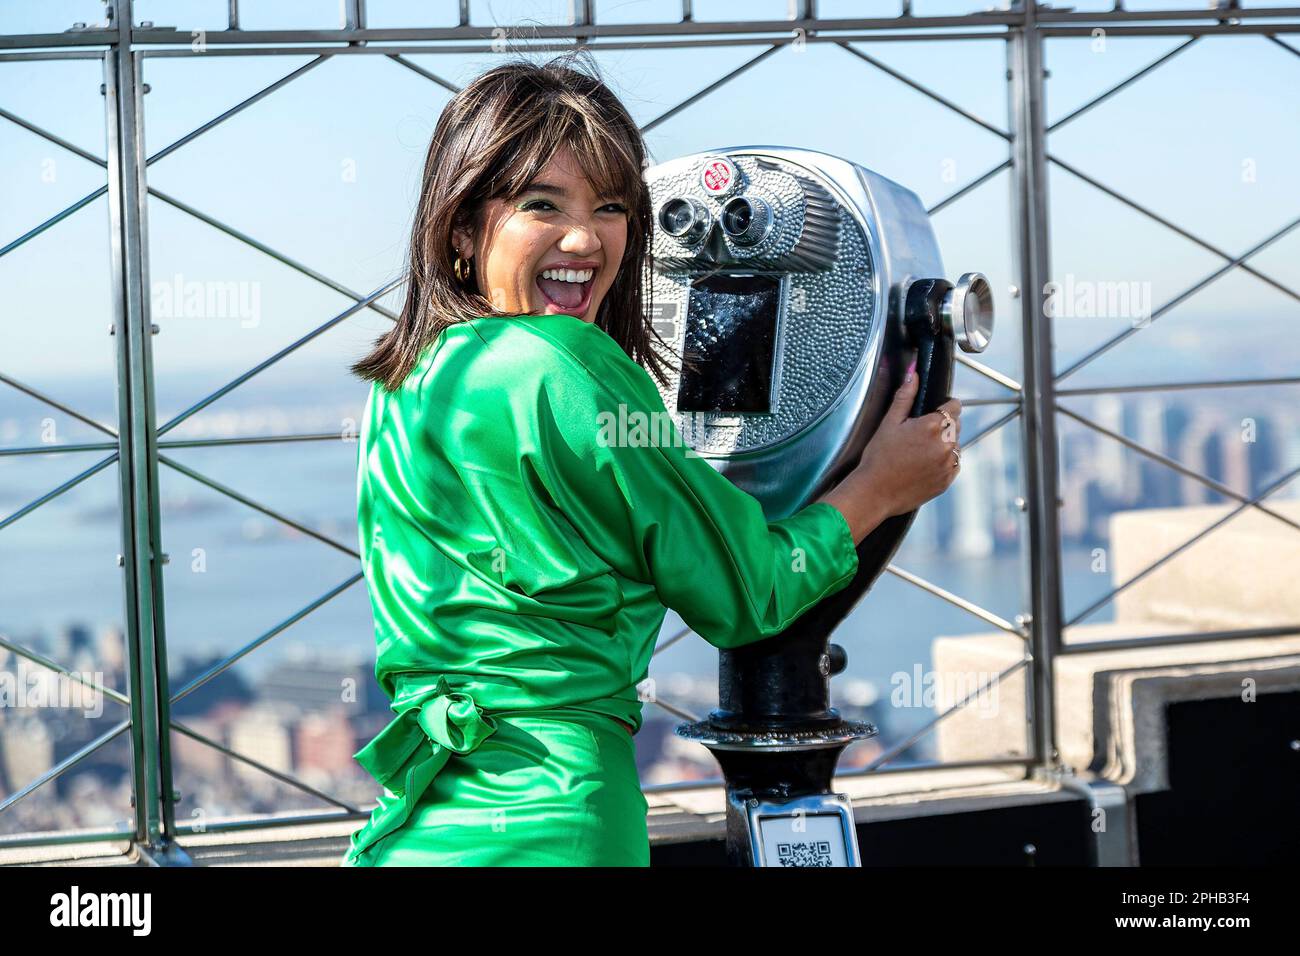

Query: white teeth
left=540, top=268, right=593, bottom=283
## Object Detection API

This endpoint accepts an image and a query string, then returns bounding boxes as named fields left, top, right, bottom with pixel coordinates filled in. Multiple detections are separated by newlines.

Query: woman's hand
left=857, top=359, right=962, bottom=516
left=815, top=359, right=962, bottom=543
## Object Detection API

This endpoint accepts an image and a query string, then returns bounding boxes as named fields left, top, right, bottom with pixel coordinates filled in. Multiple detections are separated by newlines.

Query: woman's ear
left=451, top=226, right=474, bottom=259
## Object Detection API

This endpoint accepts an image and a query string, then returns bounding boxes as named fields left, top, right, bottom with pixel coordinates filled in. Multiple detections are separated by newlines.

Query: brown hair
left=351, top=51, right=671, bottom=393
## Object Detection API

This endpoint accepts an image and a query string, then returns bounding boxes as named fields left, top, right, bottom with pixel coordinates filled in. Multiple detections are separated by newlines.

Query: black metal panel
left=1136, top=691, right=1300, bottom=865
left=651, top=794, right=1092, bottom=866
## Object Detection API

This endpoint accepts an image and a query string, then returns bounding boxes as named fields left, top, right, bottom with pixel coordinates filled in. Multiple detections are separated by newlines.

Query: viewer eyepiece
left=658, top=197, right=710, bottom=242
left=720, top=195, right=773, bottom=246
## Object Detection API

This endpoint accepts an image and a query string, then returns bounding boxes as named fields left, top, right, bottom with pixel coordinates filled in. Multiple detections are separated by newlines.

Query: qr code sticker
left=775, top=841, right=834, bottom=867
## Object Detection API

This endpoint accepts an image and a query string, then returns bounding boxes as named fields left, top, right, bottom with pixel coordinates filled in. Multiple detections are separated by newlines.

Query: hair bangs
left=567, top=117, right=641, bottom=207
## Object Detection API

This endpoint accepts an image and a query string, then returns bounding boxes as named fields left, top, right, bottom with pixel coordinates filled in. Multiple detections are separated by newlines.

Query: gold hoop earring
left=453, top=255, right=472, bottom=283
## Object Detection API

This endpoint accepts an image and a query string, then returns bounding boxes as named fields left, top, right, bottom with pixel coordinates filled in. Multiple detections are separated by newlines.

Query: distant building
left=294, top=710, right=356, bottom=781
left=0, top=718, right=54, bottom=798
left=257, top=649, right=383, bottom=717
left=228, top=705, right=295, bottom=788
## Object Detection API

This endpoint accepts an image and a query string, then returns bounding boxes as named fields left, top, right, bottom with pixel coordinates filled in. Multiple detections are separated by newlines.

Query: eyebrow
left=521, top=181, right=624, bottom=202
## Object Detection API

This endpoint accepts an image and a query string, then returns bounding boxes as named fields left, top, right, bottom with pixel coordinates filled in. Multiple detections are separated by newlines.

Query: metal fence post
left=1008, top=2, right=1065, bottom=773
left=103, top=0, right=188, bottom=862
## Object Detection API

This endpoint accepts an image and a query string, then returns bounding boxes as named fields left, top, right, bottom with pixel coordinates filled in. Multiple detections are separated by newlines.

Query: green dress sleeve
left=495, top=315, right=860, bottom=650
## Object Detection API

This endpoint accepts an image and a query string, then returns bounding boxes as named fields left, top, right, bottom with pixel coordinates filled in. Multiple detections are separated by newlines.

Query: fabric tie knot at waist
left=345, top=675, right=497, bottom=865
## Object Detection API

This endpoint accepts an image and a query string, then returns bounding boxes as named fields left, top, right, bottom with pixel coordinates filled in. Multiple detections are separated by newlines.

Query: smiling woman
left=341, top=52, right=864, bottom=867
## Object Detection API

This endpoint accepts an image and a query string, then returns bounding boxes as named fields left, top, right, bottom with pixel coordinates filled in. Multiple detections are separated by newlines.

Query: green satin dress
left=341, top=312, right=860, bottom=867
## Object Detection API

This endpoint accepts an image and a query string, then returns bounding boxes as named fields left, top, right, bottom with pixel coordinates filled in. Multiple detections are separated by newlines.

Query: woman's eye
left=518, top=199, right=626, bottom=214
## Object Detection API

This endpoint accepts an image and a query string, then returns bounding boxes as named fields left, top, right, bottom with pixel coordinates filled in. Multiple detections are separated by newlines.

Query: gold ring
left=951, top=447, right=961, bottom=467
left=939, top=408, right=954, bottom=431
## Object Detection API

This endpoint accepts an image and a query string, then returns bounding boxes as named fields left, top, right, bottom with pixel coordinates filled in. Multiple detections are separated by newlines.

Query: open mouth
left=535, top=267, right=596, bottom=317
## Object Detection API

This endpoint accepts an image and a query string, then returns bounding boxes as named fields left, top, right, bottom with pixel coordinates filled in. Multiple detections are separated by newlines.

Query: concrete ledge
left=0, top=765, right=1079, bottom=866
left=934, top=626, right=1300, bottom=793
left=0, top=836, right=134, bottom=867
left=1089, top=655, right=1300, bottom=793
left=1112, top=500, right=1300, bottom=631
left=932, top=500, right=1300, bottom=794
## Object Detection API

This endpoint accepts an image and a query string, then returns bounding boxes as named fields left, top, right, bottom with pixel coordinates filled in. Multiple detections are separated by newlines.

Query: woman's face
left=452, top=146, right=630, bottom=323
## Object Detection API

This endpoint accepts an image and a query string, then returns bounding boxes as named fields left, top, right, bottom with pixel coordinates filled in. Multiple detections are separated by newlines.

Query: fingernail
left=905, top=358, right=916, bottom=383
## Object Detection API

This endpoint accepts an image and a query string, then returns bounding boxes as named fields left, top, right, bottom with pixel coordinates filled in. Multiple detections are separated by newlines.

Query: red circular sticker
left=701, top=158, right=735, bottom=194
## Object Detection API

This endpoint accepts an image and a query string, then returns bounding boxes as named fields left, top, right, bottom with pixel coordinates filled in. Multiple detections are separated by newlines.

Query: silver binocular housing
left=642, top=146, right=993, bottom=520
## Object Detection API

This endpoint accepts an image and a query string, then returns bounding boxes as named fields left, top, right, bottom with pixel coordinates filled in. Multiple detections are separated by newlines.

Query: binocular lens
left=659, top=198, right=703, bottom=238
left=945, top=272, right=994, bottom=354
left=659, top=193, right=772, bottom=246
left=720, top=196, right=772, bottom=246
left=721, top=199, right=752, bottom=235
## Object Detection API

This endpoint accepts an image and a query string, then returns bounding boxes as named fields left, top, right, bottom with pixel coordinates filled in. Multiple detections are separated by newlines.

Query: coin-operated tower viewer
left=642, top=147, right=995, bottom=867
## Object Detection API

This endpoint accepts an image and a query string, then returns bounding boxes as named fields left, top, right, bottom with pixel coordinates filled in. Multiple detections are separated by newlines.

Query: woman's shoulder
left=436, top=314, right=646, bottom=393
left=485, top=313, right=629, bottom=364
